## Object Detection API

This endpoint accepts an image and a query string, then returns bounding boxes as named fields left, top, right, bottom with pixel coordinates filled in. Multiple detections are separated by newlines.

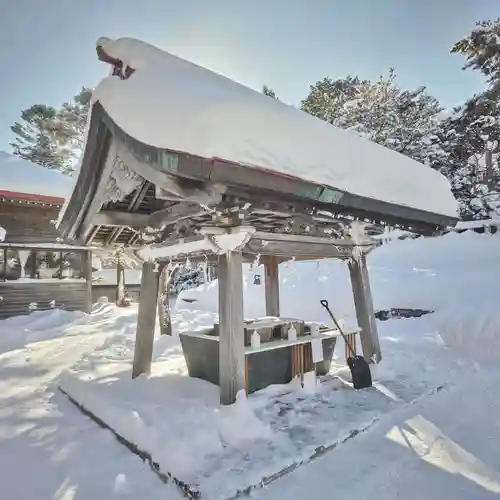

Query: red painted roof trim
left=0, top=190, right=64, bottom=205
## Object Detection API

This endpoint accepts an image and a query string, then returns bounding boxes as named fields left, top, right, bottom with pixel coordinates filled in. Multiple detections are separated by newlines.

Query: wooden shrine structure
left=0, top=156, right=93, bottom=319
left=58, top=37, right=458, bottom=405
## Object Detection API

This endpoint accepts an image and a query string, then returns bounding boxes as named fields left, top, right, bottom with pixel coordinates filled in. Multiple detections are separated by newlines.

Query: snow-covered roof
left=94, top=37, right=457, bottom=219
left=0, top=151, right=74, bottom=201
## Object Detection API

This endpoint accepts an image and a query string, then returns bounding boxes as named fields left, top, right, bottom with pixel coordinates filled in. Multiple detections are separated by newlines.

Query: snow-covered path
left=256, top=370, right=500, bottom=500
left=0, top=306, right=179, bottom=500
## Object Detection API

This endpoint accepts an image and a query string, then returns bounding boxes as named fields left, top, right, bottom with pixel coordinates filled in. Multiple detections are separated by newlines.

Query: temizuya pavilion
left=58, top=37, right=458, bottom=405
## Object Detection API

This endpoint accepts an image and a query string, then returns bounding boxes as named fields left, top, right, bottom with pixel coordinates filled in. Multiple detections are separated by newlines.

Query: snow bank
left=0, top=225, right=5, bottom=242
left=93, top=37, right=457, bottom=218
left=0, top=150, right=73, bottom=199
left=177, top=232, right=500, bottom=327
left=0, top=301, right=127, bottom=355
left=434, top=301, right=500, bottom=364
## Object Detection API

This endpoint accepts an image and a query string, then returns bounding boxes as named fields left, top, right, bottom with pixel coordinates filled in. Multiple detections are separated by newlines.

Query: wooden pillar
left=83, top=250, right=93, bottom=314
left=132, top=261, right=159, bottom=378
left=218, top=250, right=245, bottom=405
left=348, top=254, right=381, bottom=362
left=157, top=265, right=172, bottom=336
left=116, top=255, right=125, bottom=305
left=264, top=256, right=280, bottom=317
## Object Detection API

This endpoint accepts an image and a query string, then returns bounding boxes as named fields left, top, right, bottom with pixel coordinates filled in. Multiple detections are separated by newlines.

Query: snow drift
left=177, top=231, right=500, bottom=363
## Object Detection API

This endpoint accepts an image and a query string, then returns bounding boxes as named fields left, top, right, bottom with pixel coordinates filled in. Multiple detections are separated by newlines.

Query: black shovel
left=320, top=299, right=372, bottom=390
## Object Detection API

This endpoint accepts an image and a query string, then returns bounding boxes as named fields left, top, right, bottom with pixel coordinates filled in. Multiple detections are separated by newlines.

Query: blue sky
left=0, top=0, right=497, bottom=151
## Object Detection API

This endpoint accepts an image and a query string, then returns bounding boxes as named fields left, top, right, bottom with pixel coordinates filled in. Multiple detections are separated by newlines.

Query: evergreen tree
left=10, top=87, right=92, bottom=175
left=430, top=18, right=500, bottom=219
left=428, top=103, right=500, bottom=219
left=262, top=85, right=279, bottom=100
left=452, top=19, right=500, bottom=88
left=301, top=70, right=443, bottom=164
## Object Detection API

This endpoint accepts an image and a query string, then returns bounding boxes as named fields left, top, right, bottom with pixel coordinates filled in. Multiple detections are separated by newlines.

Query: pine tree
left=262, top=85, right=279, bottom=100
left=10, top=87, right=92, bottom=175
left=430, top=18, right=500, bottom=219
left=452, top=19, right=500, bottom=88
left=428, top=103, right=500, bottom=220
left=301, top=70, right=443, bottom=164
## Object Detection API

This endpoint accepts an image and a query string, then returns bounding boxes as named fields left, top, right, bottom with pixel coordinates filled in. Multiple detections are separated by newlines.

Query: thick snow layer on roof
left=94, top=37, right=457, bottom=218
left=0, top=151, right=73, bottom=200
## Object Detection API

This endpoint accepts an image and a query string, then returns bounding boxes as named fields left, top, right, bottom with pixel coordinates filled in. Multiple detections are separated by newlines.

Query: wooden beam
left=247, top=240, right=349, bottom=259
left=348, top=254, right=381, bottom=362
left=106, top=181, right=151, bottom=244
left=252, top=231, right=361, bottom=247
left=148, top=203, right=208, bottom=228
left=93, top=211, right=150, bottom=227
left=62, top=129, right=112, bottom=241
left=263, top=255, right=280, bottom=317
left=218, top=251, right=245, bottom=405
left=86, top=225, right=101, bottom=245
left=132, top=261, right=159, bottom=378
left=77, top=138, right=118, bottom=240
left=155, top=175, right=225, bottom=202
left=247, top=231, right=375, bottom=259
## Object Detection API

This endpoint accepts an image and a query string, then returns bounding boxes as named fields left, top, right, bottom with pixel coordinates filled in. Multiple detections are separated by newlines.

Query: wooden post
left=83, top=250, right=93, bottom=313
left=116, top=252, right=126, bottom=306
left=157, top=265, right=172, bottom=336
left=348, top=254, right=381, bottom=362
left=264, top=256, right=280, bottom=317
left=132, top=261, right=159, bottom=378
left=218, top=250, right=245, bottom=405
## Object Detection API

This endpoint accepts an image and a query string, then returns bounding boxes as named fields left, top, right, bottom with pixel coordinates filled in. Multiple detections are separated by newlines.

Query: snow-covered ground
left=0, top=304, right=180, bottom=500
left=2, top=230, right=500, bottom=499
left=59, top=312, right=475, bottom=500
left=256, top=367, right=500, bottom=500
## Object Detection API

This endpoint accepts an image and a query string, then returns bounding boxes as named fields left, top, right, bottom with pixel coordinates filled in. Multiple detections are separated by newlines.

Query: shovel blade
left=347, top=355, right=373, bottom=389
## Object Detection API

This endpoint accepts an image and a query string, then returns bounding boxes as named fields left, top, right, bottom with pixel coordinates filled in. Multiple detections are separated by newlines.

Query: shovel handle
left=320, top=299, right=357, bottom=358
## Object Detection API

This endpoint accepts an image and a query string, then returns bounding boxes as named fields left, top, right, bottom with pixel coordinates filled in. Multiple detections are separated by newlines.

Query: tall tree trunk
left=157, top=267, right=172, bottom=335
